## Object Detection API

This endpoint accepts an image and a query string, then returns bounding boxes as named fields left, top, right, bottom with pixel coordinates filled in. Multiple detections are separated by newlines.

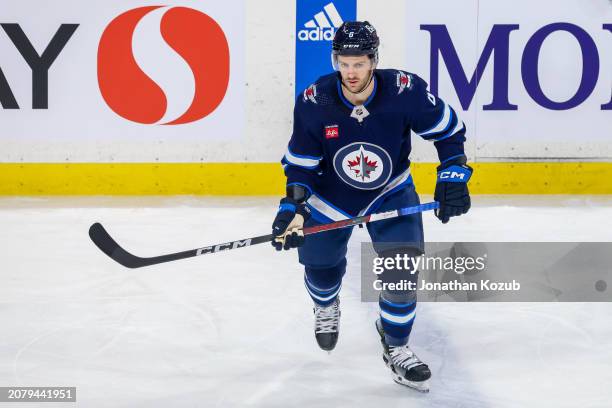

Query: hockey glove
left=272, top=197, right=311, bottom=251
left=434, top=156, right=473, bottom=224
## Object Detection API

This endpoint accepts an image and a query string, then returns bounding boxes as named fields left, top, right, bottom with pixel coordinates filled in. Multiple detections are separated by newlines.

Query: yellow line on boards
left=0, top=162, right=610, bottom=195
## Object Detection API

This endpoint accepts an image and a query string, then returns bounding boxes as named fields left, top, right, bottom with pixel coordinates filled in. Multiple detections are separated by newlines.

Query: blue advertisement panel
left=295, top=0, right=357, bottom=96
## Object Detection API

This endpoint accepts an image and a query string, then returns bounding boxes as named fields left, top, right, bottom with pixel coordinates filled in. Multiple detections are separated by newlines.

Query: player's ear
left=369, top=54, right=378, bottom=69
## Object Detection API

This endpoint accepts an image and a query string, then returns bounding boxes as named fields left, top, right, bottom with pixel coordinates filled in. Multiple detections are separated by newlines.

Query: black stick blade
left=89, top=222, right=147, bottom=269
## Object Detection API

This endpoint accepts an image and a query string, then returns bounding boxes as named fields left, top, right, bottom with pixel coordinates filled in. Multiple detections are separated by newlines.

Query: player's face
left=337, top=55, right=374, bottom=93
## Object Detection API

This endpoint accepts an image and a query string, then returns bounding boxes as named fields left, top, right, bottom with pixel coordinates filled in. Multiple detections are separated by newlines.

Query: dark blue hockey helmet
left=332, top=21, right=379, bottom=59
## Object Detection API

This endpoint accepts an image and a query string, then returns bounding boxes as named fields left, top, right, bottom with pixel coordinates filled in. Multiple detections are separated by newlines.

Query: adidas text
left=298, top=27, right=336, bottom=41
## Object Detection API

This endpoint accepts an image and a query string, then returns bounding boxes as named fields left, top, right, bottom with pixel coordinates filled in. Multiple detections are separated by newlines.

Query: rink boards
left=0, top=0, right=610, bottom=195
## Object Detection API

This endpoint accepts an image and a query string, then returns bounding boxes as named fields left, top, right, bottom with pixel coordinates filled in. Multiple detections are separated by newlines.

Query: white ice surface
left=0, top=196, right=611, bottom=408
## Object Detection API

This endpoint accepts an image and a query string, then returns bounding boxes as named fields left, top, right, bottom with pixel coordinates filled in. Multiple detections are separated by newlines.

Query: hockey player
left=271, top=21, right=472, bottom=391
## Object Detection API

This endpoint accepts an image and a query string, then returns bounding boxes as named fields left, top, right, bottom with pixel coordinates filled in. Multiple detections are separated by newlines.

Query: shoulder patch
left=303, top=84, right=317, bottom=104
left=396, top=71, right=412, bottom=95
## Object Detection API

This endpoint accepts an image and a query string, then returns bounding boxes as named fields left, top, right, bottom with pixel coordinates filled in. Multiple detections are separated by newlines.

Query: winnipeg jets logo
left=347, top=146, right=378, bottom=181
left=396, top=71, right=412, bottom=95
left=333, top=142, right=392, bottom=190
left=303, top=84, right=317, bottom=104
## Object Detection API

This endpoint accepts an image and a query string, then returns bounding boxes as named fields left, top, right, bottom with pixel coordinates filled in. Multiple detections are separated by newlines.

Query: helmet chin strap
left=341, top=69, right=375, bottom=96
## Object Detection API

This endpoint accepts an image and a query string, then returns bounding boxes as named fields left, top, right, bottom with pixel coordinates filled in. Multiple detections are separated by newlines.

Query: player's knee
left=305, top=258, right=347, bottom=288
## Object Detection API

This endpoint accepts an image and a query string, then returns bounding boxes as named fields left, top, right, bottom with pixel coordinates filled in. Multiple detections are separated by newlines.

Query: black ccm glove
left=271, top=185, right=311, bottom=251
left=434, top=156, right=473, bottom=224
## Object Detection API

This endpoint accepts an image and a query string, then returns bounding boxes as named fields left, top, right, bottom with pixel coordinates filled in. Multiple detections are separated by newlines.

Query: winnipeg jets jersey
left=282, top=69, right=466, bottom=223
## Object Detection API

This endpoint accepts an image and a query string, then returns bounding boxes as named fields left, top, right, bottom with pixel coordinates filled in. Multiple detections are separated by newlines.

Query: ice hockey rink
left=1, top=195, right=611, bottom=408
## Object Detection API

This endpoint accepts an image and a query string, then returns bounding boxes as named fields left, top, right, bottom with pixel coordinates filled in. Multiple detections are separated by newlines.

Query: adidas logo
left=298, top=2, right=343, bottom=41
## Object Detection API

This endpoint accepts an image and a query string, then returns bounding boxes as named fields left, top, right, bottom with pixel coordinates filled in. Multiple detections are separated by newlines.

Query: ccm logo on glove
left=437, top=165, right=472, bottom=183
left=434, top=158, right=473, bottom=224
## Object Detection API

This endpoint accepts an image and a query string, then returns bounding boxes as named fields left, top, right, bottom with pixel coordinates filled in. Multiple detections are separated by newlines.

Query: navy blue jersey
left=282, top=69, right=466, bottom=223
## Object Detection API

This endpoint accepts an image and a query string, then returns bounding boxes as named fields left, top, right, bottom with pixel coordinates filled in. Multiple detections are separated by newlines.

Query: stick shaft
left=89, top=202, right=439, bottom=268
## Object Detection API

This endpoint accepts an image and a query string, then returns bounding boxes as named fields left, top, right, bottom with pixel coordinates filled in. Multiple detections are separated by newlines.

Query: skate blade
left=383, top=355, right=430, bottom=392
left=380, top=337, right=430, bottom=393
left=392, top=376, right=430, bottom=393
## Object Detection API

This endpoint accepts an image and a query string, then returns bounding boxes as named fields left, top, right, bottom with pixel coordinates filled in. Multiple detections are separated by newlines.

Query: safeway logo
left=97, top=6, right=230, bottom=125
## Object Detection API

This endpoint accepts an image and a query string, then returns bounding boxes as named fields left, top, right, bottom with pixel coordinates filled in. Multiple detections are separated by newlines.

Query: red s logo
left=97, top=6, right=230, bottom=125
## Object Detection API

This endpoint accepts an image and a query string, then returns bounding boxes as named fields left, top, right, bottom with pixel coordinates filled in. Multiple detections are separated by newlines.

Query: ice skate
left=313, top=297, right=340, bottom=351
left=376, top=319, right=431, bottom=392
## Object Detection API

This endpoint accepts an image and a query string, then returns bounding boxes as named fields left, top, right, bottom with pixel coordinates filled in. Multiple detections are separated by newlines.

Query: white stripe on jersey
left=307, top=194, right=349, bottom=221
left=417, top=102, right=451, bottom=137
left=284, top=148, right=321, bottom=169
left=433, top=119, right=464, bottom=142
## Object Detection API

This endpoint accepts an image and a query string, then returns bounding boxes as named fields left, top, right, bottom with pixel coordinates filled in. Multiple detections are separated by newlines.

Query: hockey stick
left=89, top=201, right=439, bottom=269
